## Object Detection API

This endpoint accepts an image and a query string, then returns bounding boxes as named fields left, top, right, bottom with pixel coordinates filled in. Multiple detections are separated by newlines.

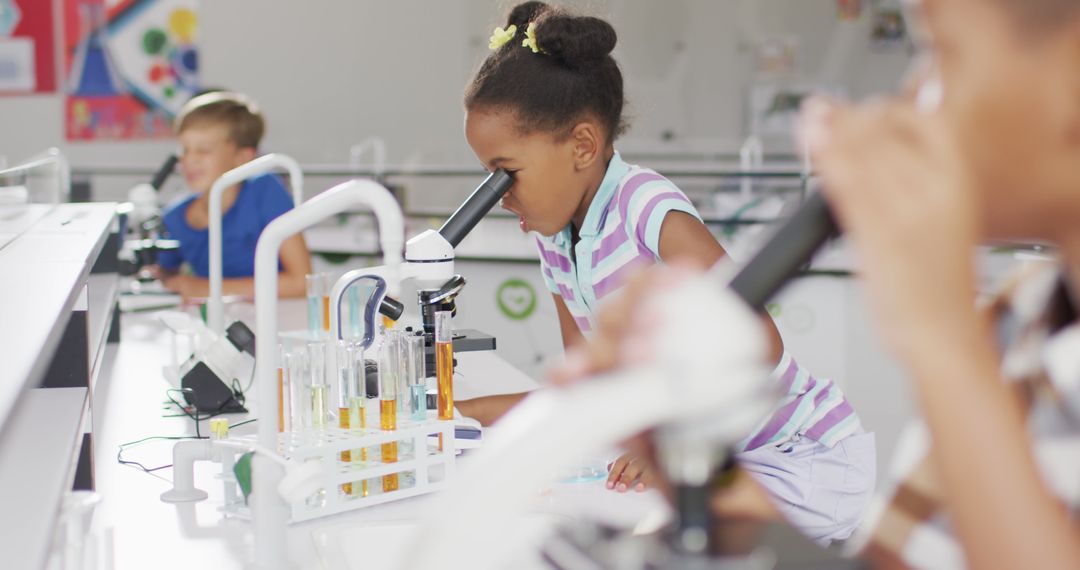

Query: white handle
left=207, top=153, right=304, bottom=335
left=251, top=178, right=402, bottom=569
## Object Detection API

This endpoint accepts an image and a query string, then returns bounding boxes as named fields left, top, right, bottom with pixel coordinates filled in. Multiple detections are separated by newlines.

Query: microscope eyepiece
left=438, top=169, right=514, bottom=248
left=726, top=191, right=838, bottom=308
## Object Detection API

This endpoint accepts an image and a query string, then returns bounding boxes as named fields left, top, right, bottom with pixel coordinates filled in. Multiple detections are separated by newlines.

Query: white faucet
left=348, top=137, right=387, bottom=178
left=207, top=153, right=304, bottom=335
left=250, top=178, right=403, bottom=569
left=0, top=147, right=70, bottom=203
left=739, top=134, right=764, bottom=200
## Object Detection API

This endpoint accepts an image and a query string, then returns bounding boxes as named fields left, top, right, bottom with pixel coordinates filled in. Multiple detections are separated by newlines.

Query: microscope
left=118, top=154, right=180, bottom=281
left=329, top=169, right=514, bottom=368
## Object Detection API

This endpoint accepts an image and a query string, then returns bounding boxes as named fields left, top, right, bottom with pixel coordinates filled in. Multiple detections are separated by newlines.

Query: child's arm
left=456, top=393, right=529, bottom=426
left=162, top=234, right=312, bottom=300
left=554, top=294, right=586, bottom=350
left=602, top=211, right=787, bottom=492
left=273, top=233, right=312, bottom=298
left=656, top=211, right=784, bottom=361
left=457, top=293, right=580, bottom=425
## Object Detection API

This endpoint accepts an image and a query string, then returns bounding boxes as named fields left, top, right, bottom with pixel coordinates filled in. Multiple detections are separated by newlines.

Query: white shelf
left=0, top=202, right=118, bottom=570
left=0, top=387, right=88, bottom=570
left=87, top=272, right=120, bottom=391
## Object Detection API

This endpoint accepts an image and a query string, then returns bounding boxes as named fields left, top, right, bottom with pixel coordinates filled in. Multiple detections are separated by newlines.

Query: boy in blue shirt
left=155, top=92, right=311, bottom=300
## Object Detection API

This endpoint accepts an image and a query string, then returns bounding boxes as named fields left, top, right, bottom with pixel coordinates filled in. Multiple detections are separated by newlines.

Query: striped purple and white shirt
left=535, top=152, right=861, bottom=450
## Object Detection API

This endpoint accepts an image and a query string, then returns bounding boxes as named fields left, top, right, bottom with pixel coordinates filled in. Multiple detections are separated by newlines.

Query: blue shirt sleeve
left=156, top=196, right=194, bottom=271
left=256, top=175, right=295, bottom=228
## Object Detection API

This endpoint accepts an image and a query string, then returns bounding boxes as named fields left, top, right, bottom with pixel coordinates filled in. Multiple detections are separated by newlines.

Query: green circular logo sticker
left=496, top=278, right=537, bottom=321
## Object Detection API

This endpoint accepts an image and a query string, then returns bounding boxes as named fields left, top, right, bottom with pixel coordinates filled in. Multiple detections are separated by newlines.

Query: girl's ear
left=569, top=121, right=604, bottom=171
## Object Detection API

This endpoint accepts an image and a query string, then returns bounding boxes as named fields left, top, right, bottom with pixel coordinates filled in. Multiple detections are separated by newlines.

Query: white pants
left=737, top=431, right=877, bottom=544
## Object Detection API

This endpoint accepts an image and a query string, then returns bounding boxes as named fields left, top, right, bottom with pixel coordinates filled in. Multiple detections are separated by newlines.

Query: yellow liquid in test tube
left=349, top=396, right=368, bottom=496
left=436, top=342, right=454, bottom=420
left=277, top=367, right=285, bottom=432
left=380, top=399, right=399, bottom=492
left=434, top=311, right=454, bottom=451
left=311, top=384, right=328, bottom=429
left=338, top=408, right=352, bottom=495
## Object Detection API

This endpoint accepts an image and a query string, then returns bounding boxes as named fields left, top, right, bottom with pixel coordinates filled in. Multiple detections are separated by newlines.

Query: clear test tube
left=394, top=330, right=412, bottom=418
left=378, top=333, right=400, bottom=492
left=289, top=349, right=311, bottom=430
left=337, top=341, right=364, bottom=430
left=277, top=347, right=290, bottom=433
left=435, top=311, right=454, bottom=421
left=305, top=274, right=324, bottom=340
left=308, top=342, right=329, bottom=430
left=282, top=351, right=298, bottom=434
left=406, top=333, right=427, bottom=422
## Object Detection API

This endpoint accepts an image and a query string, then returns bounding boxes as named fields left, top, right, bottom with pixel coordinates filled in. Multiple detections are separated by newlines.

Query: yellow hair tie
left=522, top=22, right=541, bottom=53
left=489, top=24, right=517, bottom=50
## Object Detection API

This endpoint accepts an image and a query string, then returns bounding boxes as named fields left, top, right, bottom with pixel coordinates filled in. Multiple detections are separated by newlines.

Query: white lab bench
left=91, top=299, right=669, bottom=569
left=0, top=203, right=119, bottom=570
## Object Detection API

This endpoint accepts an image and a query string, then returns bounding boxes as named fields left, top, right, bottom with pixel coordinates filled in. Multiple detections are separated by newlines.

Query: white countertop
left=92, top=302, right=663, bottom=569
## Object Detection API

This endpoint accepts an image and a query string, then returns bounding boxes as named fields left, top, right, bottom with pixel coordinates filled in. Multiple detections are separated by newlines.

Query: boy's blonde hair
left=174, top=91, right=265, bottom=150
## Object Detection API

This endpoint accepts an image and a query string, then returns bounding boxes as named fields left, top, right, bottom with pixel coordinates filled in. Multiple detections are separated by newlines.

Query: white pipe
left=348, top=137, right=387, bottom=178
left=207, top=153, right=304, bottom=335
left=159, top=440, right=212, bottom=503
left=739, top=135, right=763, bottom=200
left=252, top=179, right=402, bottom=569
left=0, top=147, right=70, bottom=203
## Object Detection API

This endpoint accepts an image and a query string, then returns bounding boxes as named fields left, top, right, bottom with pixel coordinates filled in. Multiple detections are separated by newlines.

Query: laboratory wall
left=2, top=0, right=911, bottom=203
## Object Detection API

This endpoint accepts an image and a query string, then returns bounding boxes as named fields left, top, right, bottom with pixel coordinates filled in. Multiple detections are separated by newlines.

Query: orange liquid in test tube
left=322, top=295, right=331, bottom=333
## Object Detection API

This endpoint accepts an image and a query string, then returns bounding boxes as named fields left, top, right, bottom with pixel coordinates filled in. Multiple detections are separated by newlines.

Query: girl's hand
left=606, top=451, right=657, bottom=493
left=802, top=97, right=983, bottom=363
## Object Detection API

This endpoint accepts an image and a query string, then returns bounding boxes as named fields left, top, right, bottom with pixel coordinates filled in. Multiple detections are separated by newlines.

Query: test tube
left=406, top=333, right=427, bottom=422
left=394, top=330, right=412, bottom=418
left=308, top=342, right=329, bottom=430
left=305, top=274, right=324, bottom=340
left=288, top=349, right=310, bottom=431
left=337, top=341, right=365, bottom=496
left=321, top=273, right=332, bottom=335
left=346, top=283, right=362, bottom=340
left=435, top=311, right=454, bottom=421
left=277, top=347, right=290, bottom=433
left=378, top=333, right=400, bottom=492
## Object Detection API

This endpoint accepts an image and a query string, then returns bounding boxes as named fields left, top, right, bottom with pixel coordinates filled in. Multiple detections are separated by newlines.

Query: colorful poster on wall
left=0, top=0, right=57, bottom=94
left=63, top=0, right=200, bottom=141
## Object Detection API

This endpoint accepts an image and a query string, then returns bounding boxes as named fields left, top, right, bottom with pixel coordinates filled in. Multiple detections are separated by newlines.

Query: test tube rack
left=215, top=417, right=456, bottom=523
